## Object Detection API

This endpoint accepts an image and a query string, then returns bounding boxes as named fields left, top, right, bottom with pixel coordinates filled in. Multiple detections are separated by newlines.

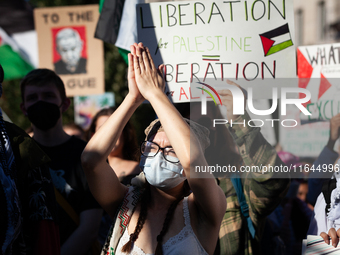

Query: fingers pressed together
left=320, top=228, right=340, bottom=247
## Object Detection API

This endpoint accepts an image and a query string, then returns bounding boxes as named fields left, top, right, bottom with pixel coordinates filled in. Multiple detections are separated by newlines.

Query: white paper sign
left=298, top=43, right=340, bottom=121
left=137, top=0, right=296, bottom=103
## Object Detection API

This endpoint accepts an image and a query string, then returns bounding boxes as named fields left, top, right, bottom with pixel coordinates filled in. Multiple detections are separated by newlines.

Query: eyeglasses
left=140, top=141, right=179, bottom=163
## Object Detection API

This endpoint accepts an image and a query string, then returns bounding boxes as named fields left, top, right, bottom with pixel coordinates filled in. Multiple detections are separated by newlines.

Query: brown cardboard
left=34, top=5, right=104, bottom=97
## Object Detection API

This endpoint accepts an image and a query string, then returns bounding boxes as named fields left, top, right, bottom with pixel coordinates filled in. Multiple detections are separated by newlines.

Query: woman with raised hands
left=81, top=42, right=226, bottom=255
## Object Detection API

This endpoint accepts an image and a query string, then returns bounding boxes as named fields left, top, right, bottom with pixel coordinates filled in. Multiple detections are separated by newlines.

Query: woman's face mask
left=139, top=153, right=186, bottom=190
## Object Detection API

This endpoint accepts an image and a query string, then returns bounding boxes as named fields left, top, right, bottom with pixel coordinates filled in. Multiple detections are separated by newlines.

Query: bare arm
left=132, top=45, right=226, bottom=227
left=81, top=44, right=145, bottom=217
left=61, top=208, right=103, bottom=255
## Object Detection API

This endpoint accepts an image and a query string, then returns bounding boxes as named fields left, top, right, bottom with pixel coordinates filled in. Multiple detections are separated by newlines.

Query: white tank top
left=115, top=197, right=208, bottom=255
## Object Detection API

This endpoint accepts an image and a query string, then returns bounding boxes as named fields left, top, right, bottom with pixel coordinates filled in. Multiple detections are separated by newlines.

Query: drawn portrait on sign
left=52, top=26, right=87, bottom=75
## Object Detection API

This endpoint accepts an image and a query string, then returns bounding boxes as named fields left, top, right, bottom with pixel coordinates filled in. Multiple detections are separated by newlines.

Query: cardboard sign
left=34, top=5, right=104, bottom=97
left=137, top=0, right=296, bottom=103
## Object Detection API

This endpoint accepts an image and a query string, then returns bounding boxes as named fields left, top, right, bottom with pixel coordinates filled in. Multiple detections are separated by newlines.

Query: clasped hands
left=126, top=42, right=247, bottom=123
left=127, top=42, right=165, bottom=103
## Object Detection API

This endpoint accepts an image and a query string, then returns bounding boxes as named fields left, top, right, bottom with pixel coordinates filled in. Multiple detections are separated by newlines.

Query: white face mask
left=139, top=153, right=186, bottom=190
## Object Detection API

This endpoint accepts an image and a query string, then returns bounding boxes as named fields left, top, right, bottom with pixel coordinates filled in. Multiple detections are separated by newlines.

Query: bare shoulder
left=120, top=159, right=141, bottom=176
left=187, top=194, right=207, bottom=220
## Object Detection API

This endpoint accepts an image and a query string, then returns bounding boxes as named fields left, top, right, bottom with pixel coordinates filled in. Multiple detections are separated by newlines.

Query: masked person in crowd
left=54, top=28, right=87, bottom=75
left=81, top=43, right=226, bottom=255
left=20, top=69, right=102, bottom=255
left=0, top=64, right=60, bottom=254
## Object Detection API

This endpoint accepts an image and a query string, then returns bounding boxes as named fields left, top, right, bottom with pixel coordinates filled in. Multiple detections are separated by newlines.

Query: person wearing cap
left=0, top=64, right=60, bottom=254
left=81, top=43, right=226, bottom=255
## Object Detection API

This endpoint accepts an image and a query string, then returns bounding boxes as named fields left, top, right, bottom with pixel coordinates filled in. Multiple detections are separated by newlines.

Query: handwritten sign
left=34, top=5, right=104, bottom=97
left=298, top=43, right=340, bottom=122
left=278, top=43, right=340, bottom=156
left=299, top=99, right=340, bottom=124
left=137, top=0, right=296, bottom=103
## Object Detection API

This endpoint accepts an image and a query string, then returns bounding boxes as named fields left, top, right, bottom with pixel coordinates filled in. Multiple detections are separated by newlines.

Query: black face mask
left=27, top=101, right=61, bottom=131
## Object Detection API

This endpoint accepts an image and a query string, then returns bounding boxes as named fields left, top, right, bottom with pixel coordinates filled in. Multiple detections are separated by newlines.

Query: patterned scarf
left=0, top=65, right=21, bottom=255
left=101, top=186, right=142, bottom=255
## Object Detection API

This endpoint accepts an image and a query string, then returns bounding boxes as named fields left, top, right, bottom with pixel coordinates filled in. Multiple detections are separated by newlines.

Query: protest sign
left=279, top=43, right=340, bottom=156
left=298, top=43, right=340, bottom=122
left=34, top=5, right=104, bottom=97
left=74, top=92, right=115, bottom=129
left=137, top=0, right=296, bottom=103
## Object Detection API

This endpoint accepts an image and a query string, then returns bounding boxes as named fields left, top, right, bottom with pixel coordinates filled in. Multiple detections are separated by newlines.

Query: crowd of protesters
left=1, top=42, right=340, bottom=255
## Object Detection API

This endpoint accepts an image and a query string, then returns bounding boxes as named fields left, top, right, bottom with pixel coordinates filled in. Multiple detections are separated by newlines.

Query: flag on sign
left=259, top=23, right=294, bottom=57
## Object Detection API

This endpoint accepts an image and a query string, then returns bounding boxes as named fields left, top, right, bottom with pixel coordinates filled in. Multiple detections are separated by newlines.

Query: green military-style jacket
left=218, top=113, right=290, bottom=255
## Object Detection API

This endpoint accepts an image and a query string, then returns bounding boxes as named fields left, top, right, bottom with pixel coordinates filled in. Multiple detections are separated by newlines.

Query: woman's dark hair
left=86, top=106, right=139, bottom=161
left=122, top=181, right=191, bottom=254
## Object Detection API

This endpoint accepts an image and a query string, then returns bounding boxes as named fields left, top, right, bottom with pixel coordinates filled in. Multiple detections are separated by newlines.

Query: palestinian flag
left=95, top=0, right=126, bottom=46
left=95, top=0, right=130, bottom=64
left=0, top=0, right=38, bottom=80
left=260, top=23, right=294, bottom=57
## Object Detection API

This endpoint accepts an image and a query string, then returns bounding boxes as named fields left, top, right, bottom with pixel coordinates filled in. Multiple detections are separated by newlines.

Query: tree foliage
left=0, top=0, right=155, bottom=142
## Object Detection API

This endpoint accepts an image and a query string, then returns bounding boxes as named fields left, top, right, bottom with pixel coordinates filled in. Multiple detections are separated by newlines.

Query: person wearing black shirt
left=20, top=68, right=102, bottom=255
